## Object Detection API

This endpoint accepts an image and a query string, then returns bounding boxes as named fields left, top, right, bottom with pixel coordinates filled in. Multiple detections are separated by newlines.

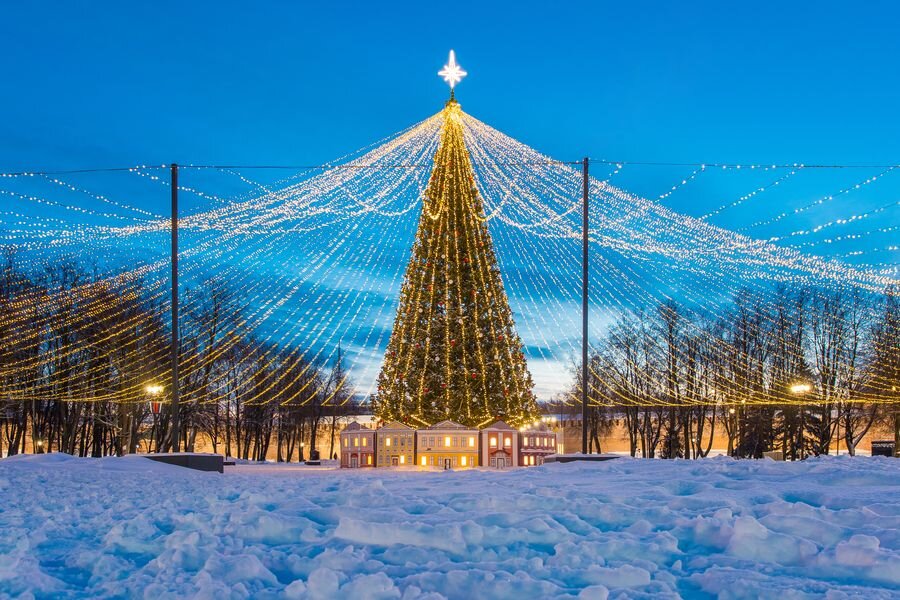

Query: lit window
left=444, top=436, right=451, bottom=447
left=343, top=438, right=348, bottom=447
left=367, top=455, right=372, bottom=465
left=529, top=437, right=534, bottom=446
left=490, top=437, right=497, bottom=447
left=385, top=437, right=392, bottom=447
left=362, top=437, right=367, bottom=447
left=421, top=456, right=427, bottom=466
left=461, top=456, right=467, bottom=466
left=354, top=437, right=359, bottom=447
left=400, top=455, right=405, bottom=465
left=504, top=437, right=512, bottom=447
left=468, top=436, right=475, bottom=447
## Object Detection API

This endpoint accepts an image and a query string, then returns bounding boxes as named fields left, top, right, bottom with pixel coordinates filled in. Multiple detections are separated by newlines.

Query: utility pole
left=581, top=157, right=589, bottom=455
left=170, top=163, right=180, bottom=452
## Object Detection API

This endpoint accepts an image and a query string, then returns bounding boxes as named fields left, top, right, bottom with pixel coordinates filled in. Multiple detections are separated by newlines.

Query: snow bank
left=0, top=453, right=898, bottom=598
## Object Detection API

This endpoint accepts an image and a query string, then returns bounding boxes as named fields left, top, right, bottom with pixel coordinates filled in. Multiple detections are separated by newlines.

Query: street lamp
left=790, top=381, right=811, bottom=460
left=727, top=407, right=738, bottom=456
left=146, top=384, right=164, bottom=453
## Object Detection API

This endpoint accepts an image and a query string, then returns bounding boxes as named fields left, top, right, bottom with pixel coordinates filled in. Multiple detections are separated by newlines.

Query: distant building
left=480, top=420, right=518, bottom=468
left=416, top=420, right=478, bottom=469
left=376, top=421, right=415, bottom=467
left=337, top=418, right=559, bottom=469
left=340, top=421, right=375, bottom=468
left=519, top=423, right=558, bottom=466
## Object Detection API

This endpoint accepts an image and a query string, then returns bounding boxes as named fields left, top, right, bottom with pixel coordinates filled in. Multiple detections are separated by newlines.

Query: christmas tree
left=374, top=58, right=538, bottom=428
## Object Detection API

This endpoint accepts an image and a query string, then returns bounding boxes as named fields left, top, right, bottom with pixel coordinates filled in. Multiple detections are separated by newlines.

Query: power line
left=2, top=159, right=898, bottom=178
left=587, top=159, right=900, bottom=169
left=0, top=166, right=168, bottom=177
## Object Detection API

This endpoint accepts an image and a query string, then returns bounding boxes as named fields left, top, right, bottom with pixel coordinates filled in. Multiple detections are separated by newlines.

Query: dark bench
left=544, top=454, right=620, bottom=464
left=146, top=453, right=224, bottom=473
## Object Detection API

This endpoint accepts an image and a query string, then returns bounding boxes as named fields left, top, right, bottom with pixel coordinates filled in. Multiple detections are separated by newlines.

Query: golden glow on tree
left=374, top=96, right=539, bottom=427
left=790, top=383, right=812, bottom=395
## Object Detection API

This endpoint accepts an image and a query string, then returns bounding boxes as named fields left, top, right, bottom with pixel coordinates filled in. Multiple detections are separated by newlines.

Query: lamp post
left=728, top=407, right=737, bottom=456
left=894, top=386, right=899, bottom=458
left=146, top=384, right=164, bottom=453
left=581, top=157, right=589, bottom=455
left=790, top=383, right=812, bottom=460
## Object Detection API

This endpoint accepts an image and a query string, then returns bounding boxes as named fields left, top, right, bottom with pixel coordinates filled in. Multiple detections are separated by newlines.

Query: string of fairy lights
left=460, top=115, right=898, bottom=406
left=1, top=103, right=898, bottom=410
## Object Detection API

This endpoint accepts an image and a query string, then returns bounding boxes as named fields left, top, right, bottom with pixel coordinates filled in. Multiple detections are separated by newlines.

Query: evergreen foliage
left=375, top=99, right=538, bottom=427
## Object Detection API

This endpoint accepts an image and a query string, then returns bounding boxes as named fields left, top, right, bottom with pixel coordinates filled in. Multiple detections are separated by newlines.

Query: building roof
left=342, top=421, right=372, bottom=432
left=378, top=420, right=413, bottom=431
left=424, top=419, right=474, bottom=430
left=521, top=423, right=553, bottom=432
left=484, top=420, right=515, bottom=431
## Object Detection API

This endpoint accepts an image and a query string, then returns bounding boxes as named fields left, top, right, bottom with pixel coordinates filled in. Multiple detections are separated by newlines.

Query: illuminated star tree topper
left=438, top=50, right=467, bottom=90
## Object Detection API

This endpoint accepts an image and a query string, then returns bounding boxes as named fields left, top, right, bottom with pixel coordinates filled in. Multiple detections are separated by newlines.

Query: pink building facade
left=340, top=421, right=375, bottom=468
left=480, top=421, right=519, bottom=468
left=519, top=424, right=558, bottom=466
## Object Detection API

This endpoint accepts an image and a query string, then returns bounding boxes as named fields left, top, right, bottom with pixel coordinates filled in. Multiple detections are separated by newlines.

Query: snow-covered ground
left=1, top=454, right=898, bottom=599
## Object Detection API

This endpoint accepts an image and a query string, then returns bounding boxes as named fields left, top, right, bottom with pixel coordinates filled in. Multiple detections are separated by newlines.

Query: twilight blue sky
left=2, top=1, right=899, bottom=398
left=3, top=1, right=899, bottom=174
left=3, top=1, right=898, bottom=250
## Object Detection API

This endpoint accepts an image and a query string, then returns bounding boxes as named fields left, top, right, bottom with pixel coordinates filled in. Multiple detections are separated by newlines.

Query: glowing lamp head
left=145, top=384, right=164, bottom=396
left=438, top=50, right=467, bottom=90
left=790, top=383, right=812, bottom=395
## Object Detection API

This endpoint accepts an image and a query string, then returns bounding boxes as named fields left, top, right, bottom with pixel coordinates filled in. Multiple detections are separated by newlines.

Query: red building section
left=480, top=421, right=519, bottom=468
left=519, top=425, right=558, bottom=466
